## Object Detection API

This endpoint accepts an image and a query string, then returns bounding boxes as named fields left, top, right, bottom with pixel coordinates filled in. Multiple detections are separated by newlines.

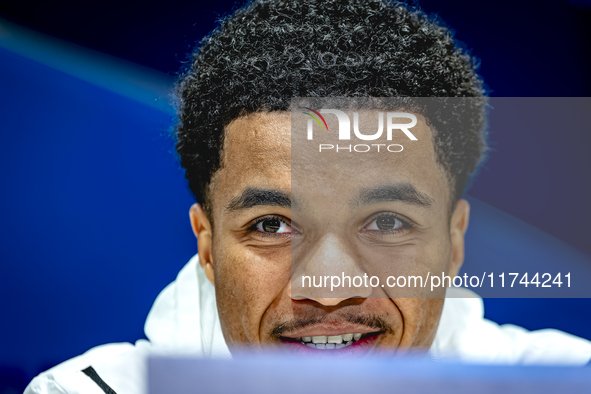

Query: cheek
left=370, top=234, right=453, bottom=300
left=394, top=297, right=444, bottom=348
left=212, top=240, right=292, bottom=346
left=412, top=218, right=455, bottom=274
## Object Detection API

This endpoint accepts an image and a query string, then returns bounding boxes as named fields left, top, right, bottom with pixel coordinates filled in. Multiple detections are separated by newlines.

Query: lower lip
left=279, top=334, right=381, bottom=356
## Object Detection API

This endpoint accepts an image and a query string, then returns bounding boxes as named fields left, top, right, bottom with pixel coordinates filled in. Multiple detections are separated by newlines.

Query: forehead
left=211, top=111, right=449, bottom=216
left=216, top=111, right=292, bottom=189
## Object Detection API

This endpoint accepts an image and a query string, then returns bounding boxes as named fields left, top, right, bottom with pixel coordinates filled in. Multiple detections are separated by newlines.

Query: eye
left=249, top=215, right=297, bottom=235
left=361, top=212, right=411, bottom=234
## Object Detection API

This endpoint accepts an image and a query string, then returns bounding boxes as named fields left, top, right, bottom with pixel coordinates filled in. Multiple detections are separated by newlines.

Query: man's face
left=191, top=111, right=469, bottom=355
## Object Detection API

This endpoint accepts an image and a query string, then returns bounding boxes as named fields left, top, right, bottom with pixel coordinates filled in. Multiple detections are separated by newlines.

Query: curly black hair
left=175, top=0, right=488, bottom=213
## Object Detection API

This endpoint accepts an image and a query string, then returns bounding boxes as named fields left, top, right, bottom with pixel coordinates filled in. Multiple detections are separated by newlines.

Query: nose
left=289, top=233, right=372, bottom=306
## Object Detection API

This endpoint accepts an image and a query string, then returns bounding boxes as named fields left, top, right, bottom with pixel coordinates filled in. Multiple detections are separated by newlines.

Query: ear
left=449, top=199, right=470, bottom=278
left=189, top=203, right=215, bottom=285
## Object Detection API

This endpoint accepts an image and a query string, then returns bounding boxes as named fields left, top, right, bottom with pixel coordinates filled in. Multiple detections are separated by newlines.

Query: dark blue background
left=1, top=0, right=590, bottom=391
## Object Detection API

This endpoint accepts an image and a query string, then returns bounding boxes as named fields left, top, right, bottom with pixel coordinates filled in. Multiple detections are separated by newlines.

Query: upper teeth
left=297, top=333, right=363, bottom=349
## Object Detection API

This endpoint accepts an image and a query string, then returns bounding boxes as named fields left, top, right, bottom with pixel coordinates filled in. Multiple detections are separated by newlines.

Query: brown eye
left=250, top=216, right=299, bottom=236
left=254, top=217, right=293, bottom=234
left=261, top=218, right=281, bottom=233
left=376, top=215, right=399, bottom=230
left=362, top=213, right=406, bottom=233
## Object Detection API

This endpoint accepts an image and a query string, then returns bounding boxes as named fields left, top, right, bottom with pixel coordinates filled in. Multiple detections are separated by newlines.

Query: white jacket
left=25, top=254, right=591, bottom=394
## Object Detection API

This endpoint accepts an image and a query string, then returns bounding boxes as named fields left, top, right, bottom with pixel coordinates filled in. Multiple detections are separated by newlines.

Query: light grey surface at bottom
left=149, top=354, right=591, bottom=394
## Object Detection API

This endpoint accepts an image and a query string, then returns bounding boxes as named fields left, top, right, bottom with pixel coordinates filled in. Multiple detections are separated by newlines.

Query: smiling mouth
left=281, top=332, right=379, bottom=350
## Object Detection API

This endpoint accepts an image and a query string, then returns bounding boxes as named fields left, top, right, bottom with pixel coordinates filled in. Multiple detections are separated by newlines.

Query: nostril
left=308, top=297, right=350, bottom=307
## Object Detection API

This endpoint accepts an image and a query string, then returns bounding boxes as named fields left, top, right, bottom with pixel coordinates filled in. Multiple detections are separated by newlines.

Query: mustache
left=270, top=313, right=393, bottom=339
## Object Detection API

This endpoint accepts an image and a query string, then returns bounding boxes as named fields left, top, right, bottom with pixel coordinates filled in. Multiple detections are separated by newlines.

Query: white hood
left=144, top=254, right=231, bottom=358
left=25, top=255, right=591, bottom=394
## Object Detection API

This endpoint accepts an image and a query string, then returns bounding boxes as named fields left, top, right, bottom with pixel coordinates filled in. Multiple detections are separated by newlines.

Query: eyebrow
left=355, top=183, right=434, bottom=208
left=225, top=187, right=292, bottom=212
